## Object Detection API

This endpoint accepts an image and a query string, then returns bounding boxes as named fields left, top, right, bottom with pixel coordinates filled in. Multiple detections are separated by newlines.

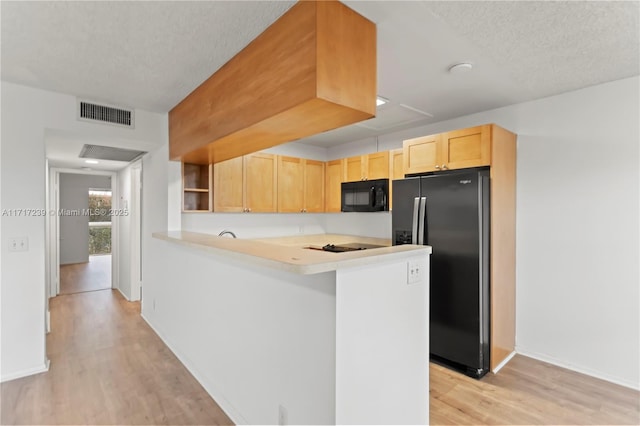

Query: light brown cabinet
left=325, top=159, right=344, bottom=213
left=402, top=123, right=517, bottom=372
left=388, top=148, right=404, bottom=210
left=213, top=153, right=277, bottom=213
left=277, top=157, right=325, bottom=213
left=213, top=157, right=244, bottom=212
left=183, top=163, right=212, bottom=212
left=404, top=124, right=491, bottom=174
left=344, top=152, right=390, bottom=182
left=244, top=153, right=278, bottom=213
left=303, top=159, right=325, bottom=213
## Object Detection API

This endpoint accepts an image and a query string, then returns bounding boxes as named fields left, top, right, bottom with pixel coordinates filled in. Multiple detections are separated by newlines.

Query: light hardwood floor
left=60, top=255, right=112, bottom=294
left=431, top=357, right=639, bottom=425
left=1, top=288, right=638, bottom=425
left=1, top=290, right=233, bottom=425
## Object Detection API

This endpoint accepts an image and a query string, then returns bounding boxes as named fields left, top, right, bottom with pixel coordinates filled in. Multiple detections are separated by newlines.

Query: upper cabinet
left=343, top=152, right=390, bottom=182
left=244, top=153, right=278, bottom=213
left=183, top=163, right=211, bottom=212
left=403, top=125, right=491, bottom=174
left=442, top=125, right=491, bottom=170
left=388, top=148, right=404, bottom=210
left=213, top=157, right=244, bottom=212
left=367, top=152, right=390, bottom=180
left=325, top=159, right=344, bottom=213
left=277, top=157, right=325, bottom=213
left=213, top=153, right=277, bottom=213
left=303, top=159, right=325, bottom=213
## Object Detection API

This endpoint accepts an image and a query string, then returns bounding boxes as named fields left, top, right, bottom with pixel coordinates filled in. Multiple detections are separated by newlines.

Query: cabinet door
left=244, top=153, right=277, bottom=213
left=304, top=159, right=325, bottom=213
left=277, top=156, right=304, bottom=213
left=325, top=159, right=344, bottom=213
left=442, top=125, right=491, bottom=170
left=366, top=151, right=389, bottom=179
left=213, top=157, right=244, bottom=212
left=388, top=149, right=404, bottom=210
left=403, top=134, right=441, bottom=174
left=344, top=155, right=364, bottom=182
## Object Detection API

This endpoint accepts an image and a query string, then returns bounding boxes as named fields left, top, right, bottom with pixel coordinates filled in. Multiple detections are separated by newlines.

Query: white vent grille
left=79, top=144, right=146, bottom=162
left=78, top=100, right=134, bottom=127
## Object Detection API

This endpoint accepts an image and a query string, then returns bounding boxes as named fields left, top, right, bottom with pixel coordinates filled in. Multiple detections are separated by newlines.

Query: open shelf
left=183, top=163, right=212, bottom=212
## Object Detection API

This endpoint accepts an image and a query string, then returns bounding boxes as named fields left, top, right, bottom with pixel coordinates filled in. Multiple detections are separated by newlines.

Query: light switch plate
left=8, top=237, right=29, bottom=252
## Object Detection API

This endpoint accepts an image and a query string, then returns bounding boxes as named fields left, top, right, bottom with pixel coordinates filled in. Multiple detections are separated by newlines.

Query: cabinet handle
left=442, top=164, right=448, bottom=170
left=300, top=209, right=304, bottom=213
left=248, top=208, right=252, bottom=213
left=435, top=165, right=440, bottom=170
left=304, top=209, right=307, bottom=213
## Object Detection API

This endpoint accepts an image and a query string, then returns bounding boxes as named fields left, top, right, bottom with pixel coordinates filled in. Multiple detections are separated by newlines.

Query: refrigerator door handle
left=412, top=197, right=420, bottom=244
left=418, top=196, right=427, bottom=245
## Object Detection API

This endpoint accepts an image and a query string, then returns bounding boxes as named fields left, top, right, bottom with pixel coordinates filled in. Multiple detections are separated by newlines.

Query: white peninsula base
left=148, top=232, right=430, bottom=424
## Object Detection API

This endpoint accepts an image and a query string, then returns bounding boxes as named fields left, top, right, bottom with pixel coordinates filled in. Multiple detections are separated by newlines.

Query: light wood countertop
left=153, top=231, right=431, bottom=275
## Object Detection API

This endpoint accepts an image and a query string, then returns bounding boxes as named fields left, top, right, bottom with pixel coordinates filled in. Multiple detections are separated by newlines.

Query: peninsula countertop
left=153, top=231, right=431, bottom=275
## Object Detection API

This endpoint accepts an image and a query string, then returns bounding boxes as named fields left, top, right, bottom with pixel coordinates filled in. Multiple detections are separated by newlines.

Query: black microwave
left=341, top=179, right=389, bottom=212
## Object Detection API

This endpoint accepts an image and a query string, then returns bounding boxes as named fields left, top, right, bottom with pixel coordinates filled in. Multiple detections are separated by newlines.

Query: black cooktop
left=321, top=243, right=386, bottom=253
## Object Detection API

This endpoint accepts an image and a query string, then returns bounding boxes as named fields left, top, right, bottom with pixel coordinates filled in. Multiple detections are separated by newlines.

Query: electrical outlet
left=407, top=260, right=422, bottom=284
left=278, top=405, right=287, bottom=425
left=8, top=237, right=29, bottom=252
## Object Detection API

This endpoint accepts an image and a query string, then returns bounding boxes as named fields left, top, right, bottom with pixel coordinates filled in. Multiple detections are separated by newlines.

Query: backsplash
left=181, top=212, right=392, bottom=240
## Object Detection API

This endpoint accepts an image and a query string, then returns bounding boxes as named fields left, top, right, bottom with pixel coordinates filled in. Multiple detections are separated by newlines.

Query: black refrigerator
left=392, top=168, right=490, bottom=378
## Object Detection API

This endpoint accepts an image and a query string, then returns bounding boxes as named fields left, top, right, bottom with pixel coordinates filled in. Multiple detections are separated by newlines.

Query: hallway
left=0, top=290, right=233, bottom=425
left=60, top=255, right=112, bottom=295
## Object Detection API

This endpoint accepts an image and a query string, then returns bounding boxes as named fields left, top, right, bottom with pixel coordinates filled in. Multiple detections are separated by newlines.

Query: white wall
left=0, top=81, right=166, bottom=382
left=59, top=173, right=111, bottom=265
left=143, top=241, right=337, bottom=424
left=327, top=77, right=639, bottom=389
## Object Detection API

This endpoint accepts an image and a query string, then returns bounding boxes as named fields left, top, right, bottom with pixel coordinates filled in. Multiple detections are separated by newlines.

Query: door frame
left=46, top=168, right=119, bottom=300
left=130, top=160, right=143, bottom=301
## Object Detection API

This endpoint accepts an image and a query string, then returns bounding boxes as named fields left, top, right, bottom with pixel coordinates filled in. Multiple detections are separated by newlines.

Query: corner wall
left=328, top=76, right=640, bottom=389
left=0, top=82, right=166, bottom=382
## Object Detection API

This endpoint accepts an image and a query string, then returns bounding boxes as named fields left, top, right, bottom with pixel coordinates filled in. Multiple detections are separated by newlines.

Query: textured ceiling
left=1, top=1, right=294, bottom=112
left=2, top=0, right=639, bottom=150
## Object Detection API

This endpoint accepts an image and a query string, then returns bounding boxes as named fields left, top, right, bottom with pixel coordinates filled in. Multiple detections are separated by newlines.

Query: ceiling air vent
left=78, top=100, right=134, bottom=128
left=79, top=144, right=146, bottom=162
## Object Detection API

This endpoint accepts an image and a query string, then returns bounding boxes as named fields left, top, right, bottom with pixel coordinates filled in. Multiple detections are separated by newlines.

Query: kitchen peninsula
left=149, top=231, right=430, bottom=424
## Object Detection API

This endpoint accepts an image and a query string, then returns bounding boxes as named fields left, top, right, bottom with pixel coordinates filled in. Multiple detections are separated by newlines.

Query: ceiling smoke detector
left=448, top=62, right=474, bottom=74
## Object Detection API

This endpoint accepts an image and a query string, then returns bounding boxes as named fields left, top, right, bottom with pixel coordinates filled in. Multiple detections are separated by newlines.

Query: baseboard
left=1, top=359, right=50, bottom=383
left=516, top=347, right=640, bottom=391
left=491, top=350, right=516, bottom=374
left=116, top=287, right=130, bottom=301
left=140, top=313, right=246, bottom=424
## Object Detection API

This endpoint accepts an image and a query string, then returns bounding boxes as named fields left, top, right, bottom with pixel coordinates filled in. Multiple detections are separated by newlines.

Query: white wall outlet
left=407, top=260, right=422, bottom=284
left=278, top=404, right=288, bottom=425
left=8, top=237, right=29, bottom=252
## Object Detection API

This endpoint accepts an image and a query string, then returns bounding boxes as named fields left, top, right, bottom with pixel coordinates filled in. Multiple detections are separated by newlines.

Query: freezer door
left=391, top=177, right=421, bottom=245
left=422, top=170, right=489, bottom=371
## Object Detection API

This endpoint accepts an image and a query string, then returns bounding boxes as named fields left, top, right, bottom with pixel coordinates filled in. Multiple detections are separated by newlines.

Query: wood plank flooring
left=1, top=287, right=638, bottom=425
left=60, top=255, right=112, bottom=294
left=0, top=289, right=233, bottom=425
left=430, top=356, right=640, bottom=425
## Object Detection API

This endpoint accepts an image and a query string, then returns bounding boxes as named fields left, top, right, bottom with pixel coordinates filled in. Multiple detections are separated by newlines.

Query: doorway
left=58, top=175, right=113, bottom=295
